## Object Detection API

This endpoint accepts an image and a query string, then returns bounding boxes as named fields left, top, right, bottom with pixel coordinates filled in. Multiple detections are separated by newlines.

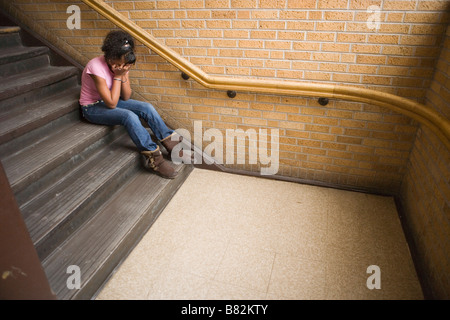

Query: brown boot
left=160, top=133, right=183, bottom=160
left=141, top=146, right=178, bottom=179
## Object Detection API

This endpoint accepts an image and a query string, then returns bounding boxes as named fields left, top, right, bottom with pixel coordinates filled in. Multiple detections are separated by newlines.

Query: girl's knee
left=142, top=102, right=156, bottom=114
left=121, top=110, right=140, bottom=126
left=127, top=100, right=156, bottom=116
left=140, top=103, right=159, bottom=121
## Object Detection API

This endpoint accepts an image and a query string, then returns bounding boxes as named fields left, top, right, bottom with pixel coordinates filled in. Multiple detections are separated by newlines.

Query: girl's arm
left=119, top=69, right=132, bottom=101
left=90, top=74, right=121, bottom=109
left=90, top=65, right=132, bottom=109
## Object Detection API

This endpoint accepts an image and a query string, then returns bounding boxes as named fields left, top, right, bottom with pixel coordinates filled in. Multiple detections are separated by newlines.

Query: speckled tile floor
left=96, top=168, right=424, bottom=300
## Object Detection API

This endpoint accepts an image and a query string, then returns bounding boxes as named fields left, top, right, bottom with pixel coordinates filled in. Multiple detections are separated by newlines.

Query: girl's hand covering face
left=111, top=63, right=132, bottom=75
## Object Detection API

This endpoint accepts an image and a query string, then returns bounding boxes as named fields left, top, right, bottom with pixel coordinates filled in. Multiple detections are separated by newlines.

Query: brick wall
left=1, top=0, right=449, bottom=194
left=399, top=24, right=450, bottom=300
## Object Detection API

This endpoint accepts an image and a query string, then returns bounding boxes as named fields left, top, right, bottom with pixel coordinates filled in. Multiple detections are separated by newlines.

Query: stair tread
left=0, top=45, right=49, bottom=65
left=20, top=133, right=138, bottom=248
left=0, top=65, right=79, bottom=101
left=42, top=163, right=191, bottom=299
left=0, top=86, right=81, bottom=144
left=1, top=121, right=114, bottom=192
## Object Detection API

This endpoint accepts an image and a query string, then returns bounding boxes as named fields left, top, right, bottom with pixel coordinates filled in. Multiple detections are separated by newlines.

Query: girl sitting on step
left=79, top=30, right=182, bottom=179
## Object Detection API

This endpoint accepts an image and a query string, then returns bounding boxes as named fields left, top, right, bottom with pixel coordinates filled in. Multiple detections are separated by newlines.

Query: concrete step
left=20, top=133, right=140, bottom=260
left=0, top=120, right=117, bottom=195
left=42, top=162, right=193, bottom=300
left=0, top=48, right=50, bottom=78
left=0, top=86, right=81, bottom=144
left=0, top=26, right=22, bottom=47
left=0, top=65, right=79, bottom=101
left=0, top=45, right=49, bottom=66
left=0, top=73, right=79, bottom=110
left=0, top=22, right=193, bottom=300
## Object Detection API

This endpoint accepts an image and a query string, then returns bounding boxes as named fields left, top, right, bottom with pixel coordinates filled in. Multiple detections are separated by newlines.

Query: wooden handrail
left=81, top=0, right=450, bottom=150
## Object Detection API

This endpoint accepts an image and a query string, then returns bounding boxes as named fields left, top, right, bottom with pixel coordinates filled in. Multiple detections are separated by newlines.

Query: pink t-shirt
left=79, top=56, right=113, bottom=106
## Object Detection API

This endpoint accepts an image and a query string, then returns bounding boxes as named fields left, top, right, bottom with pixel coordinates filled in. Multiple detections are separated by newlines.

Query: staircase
left=0, top=25, right=192, bottom=299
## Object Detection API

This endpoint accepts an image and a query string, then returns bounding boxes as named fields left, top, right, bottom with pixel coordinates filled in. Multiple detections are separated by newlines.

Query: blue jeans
left=81, top=99, right=173, bottom=151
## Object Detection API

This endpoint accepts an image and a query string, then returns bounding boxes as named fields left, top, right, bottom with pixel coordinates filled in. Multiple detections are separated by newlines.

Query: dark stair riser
left=0, top=46, right=49, bottom=66
left=0, top=87, right=81, bottom=145
left=42, top=164, right=193, bottom=300
left=22, top=135, right=141, bottom=260
left=0, top=66, right=79, bottom=101
left=0, top=108, right=81, bottom=163
left=0, top=31, right=22, bottom=48
left=0, top=75, right=79, bottom=110
left=0, top=51, right=50, bottom=78
left=3, top=122, right=118, bottom=193
left=9, top=123, right=125, bottom=206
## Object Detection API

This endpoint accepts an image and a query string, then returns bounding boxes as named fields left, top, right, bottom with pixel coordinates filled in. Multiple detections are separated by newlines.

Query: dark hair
left=102, top=30, right=136, bottom=65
